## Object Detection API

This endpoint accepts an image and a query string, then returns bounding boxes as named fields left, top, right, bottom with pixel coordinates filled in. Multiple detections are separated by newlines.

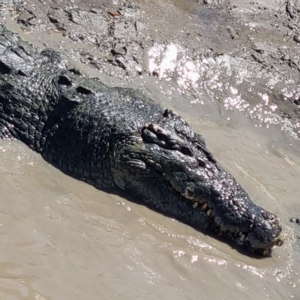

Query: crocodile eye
left=181, top=146, right=193, bottom=157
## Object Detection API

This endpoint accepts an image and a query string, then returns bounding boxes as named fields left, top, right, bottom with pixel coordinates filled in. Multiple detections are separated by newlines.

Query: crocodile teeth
left=192, top=202, right=199, bottom=209
left=240, top=234, right=246, bottom=242
left=206, top=209, right=212, bottom=217
left=277, top=239, right=284, bottom=246
left=200, top=203, right=208, bottom=211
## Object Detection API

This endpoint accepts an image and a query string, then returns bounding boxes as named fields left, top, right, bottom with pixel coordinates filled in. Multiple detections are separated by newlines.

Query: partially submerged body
left=0, top=22, right=284, bottom=255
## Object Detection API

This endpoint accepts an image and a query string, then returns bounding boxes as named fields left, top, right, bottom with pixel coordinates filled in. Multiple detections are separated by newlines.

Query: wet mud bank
left=1, top=0, right=300, bottom=137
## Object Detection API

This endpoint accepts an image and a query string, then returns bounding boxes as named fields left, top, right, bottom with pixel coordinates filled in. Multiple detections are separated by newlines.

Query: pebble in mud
left=290, top=218, right=300, bottom=240
left=290, top=217, right=300, bottom=224
left=293, top=35, right=300, bottom=43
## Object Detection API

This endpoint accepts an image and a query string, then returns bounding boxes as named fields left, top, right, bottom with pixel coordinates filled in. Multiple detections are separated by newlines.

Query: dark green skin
left=0, top=22, right=284, bottom=255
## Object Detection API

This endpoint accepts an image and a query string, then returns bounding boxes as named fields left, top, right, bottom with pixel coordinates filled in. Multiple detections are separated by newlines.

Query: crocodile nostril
left=261, top=210, right=276, bottom=221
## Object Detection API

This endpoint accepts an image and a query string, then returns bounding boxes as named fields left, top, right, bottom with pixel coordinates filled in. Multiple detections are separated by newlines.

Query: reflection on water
left=147, top=43, right=300, bottom=139
left=0, top=119, right=299, bottom=299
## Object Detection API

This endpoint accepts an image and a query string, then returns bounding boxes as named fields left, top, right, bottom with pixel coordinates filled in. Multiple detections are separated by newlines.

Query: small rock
left=293, top=99, right=300, bottom=105
left=290, top=217, right=300, bottom=224
left=294, top=35, right=300, bottom=43
left=135, top=21, right=144, bottom=32
left=135, top=65, right=142, bottom=75
left=111, top=46, right=127, bottom=57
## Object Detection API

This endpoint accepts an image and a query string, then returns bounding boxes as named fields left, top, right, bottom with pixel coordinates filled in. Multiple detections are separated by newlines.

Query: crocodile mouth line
left=186, top=199, right=285, bottom=256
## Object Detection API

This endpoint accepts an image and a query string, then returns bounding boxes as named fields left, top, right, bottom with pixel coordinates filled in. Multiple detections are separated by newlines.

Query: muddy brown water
left=1, top=121, right=299, bottom=300
left=1, top=0, right=300, bottom=299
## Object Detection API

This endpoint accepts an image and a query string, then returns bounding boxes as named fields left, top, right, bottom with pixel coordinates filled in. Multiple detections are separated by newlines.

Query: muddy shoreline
left=1, top=0, right=300, bottom=138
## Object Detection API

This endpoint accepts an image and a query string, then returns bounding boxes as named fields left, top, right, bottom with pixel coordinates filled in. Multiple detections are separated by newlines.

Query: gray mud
left=0, top=0, right=300, bottom=299
left=2, top=0, right=300, bottom=136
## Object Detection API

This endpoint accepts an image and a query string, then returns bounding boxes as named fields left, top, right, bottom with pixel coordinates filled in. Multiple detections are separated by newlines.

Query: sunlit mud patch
left=148, top=43, right=200, bottom=90
left=147, top=44, right=300, bottom=139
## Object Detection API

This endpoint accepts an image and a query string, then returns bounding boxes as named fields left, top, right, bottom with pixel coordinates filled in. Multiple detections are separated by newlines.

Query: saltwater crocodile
left=0, top=22, right=284, bottom=255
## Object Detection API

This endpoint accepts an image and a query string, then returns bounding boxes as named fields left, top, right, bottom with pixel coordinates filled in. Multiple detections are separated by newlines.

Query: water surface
left=0, top=120, right=299, bottom=299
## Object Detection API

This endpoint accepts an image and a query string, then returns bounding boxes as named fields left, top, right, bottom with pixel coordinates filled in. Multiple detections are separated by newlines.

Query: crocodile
left=0, top=22, right=284, bottom=255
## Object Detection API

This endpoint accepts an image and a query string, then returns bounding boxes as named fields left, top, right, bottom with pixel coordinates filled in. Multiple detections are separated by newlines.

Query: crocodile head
left=111, top=109, right=284, bottom=255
